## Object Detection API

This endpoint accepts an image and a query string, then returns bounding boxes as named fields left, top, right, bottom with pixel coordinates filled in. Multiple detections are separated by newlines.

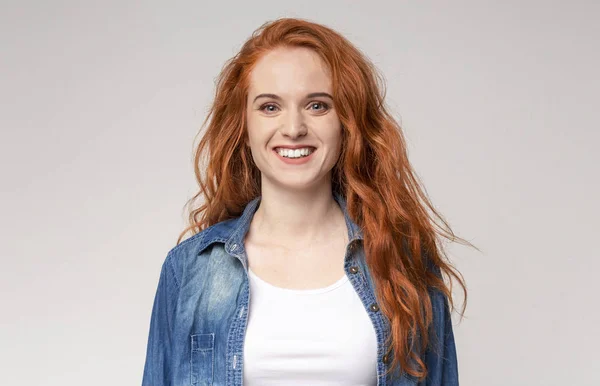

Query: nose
left=280, top=109, right=307, bottom=139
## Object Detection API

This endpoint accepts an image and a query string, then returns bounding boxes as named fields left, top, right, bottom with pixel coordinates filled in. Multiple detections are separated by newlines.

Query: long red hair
left=177, top=17, right=475, bottom=382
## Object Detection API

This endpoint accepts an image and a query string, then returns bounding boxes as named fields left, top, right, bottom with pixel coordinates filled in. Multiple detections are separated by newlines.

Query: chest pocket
left=191, top=333, right=214, bottom=386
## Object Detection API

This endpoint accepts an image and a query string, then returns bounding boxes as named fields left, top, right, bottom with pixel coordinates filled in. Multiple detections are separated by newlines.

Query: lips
left=272, top=146, right=316, bottom=164
left=272, top=145, right=317, bottom=151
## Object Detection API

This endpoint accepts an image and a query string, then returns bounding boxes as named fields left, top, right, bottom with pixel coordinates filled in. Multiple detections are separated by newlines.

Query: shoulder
left=162, top=217, right=240, bottom=285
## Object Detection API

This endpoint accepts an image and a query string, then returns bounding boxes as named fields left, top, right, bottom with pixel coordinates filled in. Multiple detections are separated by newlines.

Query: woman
left=142, top=17, right=473, bottom=386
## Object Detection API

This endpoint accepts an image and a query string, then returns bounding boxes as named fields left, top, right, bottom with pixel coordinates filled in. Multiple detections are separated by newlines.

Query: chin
left=271, top=175, right=319, bottom=190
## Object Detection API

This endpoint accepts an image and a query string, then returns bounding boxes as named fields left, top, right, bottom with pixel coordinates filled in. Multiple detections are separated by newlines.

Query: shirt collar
left=194, top=191, right=363, bottom=260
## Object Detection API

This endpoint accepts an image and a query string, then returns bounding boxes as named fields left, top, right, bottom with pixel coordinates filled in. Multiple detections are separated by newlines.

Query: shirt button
left=349, top=266, right=359, bottom=274
left=231, top=243, right=238, bottom=251
left=369, top=303, right=380, bottom=312
left=382, top=354, right=390, bottom=364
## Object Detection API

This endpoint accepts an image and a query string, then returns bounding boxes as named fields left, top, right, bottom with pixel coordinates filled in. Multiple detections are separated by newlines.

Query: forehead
left=247, top=47, right=332, bottom=96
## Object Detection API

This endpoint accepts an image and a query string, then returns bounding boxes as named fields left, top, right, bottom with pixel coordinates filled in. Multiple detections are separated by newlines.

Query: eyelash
left=258, top=101, right=330, bottom=113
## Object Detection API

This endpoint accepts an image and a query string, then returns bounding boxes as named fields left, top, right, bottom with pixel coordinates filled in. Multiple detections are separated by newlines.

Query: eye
left=258, top=103, right=279, bottom=113
left=309, top=101, right=330, bottom=112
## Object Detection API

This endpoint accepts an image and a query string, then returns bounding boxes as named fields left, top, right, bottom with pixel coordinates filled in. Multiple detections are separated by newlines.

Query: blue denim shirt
left=142, top=192, right=459, bottom=385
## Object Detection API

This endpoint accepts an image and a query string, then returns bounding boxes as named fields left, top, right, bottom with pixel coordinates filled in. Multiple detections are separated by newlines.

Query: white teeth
left=276, top=147, right=314, bottom=158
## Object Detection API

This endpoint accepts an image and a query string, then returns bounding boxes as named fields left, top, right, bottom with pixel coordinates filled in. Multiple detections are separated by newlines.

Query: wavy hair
left=176, top=17, right=476, bottom=382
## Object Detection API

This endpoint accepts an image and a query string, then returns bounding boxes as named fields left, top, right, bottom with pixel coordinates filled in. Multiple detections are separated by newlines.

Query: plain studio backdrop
left=1, top=1, right=598, bottom=385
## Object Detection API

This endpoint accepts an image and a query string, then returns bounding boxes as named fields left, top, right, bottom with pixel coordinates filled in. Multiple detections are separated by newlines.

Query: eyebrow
left=252, top=92, right=333, bottom=103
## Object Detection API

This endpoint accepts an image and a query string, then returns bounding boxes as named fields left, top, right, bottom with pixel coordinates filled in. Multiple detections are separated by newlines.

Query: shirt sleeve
left=420, top=289, right=460, bottom=386
left=142, top=252, right=180, bottom=386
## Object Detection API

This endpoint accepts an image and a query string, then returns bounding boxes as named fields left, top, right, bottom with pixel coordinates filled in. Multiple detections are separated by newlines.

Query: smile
left=272, top=147, right=316, bottom=165
left=274, top=147, right=315, bottom=158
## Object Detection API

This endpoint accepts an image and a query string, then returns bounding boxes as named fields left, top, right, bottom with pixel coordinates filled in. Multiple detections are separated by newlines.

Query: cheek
left=245, top=117, right=261, bottom=145
left=247, top=128, right=267, bottom=150
left=245, top=125, right=270, bottom=161
left=331, top=126, right=344, bottom=157
left=325, top=123, right=343, bottom=148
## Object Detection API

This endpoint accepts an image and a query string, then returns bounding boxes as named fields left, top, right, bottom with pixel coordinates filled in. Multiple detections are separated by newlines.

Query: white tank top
left=243, top=267, right=378, bottom=385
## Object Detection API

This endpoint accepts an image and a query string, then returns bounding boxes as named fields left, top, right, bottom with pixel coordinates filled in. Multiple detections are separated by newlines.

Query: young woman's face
left=245, top=46, right=342, bottom=191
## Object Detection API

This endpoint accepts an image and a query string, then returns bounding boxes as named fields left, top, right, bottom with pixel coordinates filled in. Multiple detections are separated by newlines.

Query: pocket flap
left=191, top=333, right=214, bottom=351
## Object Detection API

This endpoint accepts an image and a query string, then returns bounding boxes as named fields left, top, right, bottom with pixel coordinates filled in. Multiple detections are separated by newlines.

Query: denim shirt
left=142, top=192, right=459, bottom=386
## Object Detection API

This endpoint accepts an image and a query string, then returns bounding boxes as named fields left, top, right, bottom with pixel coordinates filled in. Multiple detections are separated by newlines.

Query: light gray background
left=1, top=1, right=598, bottom=385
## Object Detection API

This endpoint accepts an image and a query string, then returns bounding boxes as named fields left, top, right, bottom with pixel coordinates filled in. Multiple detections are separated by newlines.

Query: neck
left=249, top=181, right=346, bottom=248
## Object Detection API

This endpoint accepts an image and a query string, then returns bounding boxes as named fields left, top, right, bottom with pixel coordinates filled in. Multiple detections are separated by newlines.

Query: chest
left=171, top=243, right=414, bottom=386
left=242, top=269, right=378, bottom=385
left=244, top=237, right=348, bottom=290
